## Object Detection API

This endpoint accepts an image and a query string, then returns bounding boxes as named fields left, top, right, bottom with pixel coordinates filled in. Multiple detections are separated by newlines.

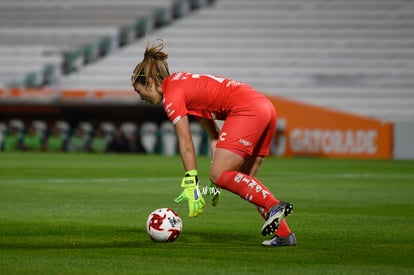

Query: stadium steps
left=0, top=0, right=210, bottom=88
left=2, top=0, right=413, bottom=122
left=70, top=0, right=409, bottom=122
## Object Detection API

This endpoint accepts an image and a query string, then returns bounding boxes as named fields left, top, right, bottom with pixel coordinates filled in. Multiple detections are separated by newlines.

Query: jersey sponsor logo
left=239, top=138, right=252, bottom=147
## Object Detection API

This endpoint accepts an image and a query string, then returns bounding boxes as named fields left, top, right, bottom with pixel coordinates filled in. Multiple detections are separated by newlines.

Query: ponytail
left=131, top=39, right=170, bottom=88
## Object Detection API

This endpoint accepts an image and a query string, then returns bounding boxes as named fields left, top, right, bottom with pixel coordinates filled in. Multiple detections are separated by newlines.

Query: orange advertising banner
left=267, top=95, right=393, bottom=159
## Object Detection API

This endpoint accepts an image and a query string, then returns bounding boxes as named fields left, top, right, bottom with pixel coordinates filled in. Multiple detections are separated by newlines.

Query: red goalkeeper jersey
left=162, top=72, right=269, bottom=125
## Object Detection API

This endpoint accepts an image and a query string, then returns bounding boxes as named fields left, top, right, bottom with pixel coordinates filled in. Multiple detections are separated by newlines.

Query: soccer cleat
left=262, top=233, right=297, bottom=247
left=260, top=201, right=293, bottom=236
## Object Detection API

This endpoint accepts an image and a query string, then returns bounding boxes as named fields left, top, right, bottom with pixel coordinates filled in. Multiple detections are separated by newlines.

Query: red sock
left=216, top=171, right=279, bottom=210
left=275, top=219, right=291, bottom=238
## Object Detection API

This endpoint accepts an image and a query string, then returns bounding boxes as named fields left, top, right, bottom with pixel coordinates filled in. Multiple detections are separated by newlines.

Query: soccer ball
left=146, top=208, right=183, bottom=242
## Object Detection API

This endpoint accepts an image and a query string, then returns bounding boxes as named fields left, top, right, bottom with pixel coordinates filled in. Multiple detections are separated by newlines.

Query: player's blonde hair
left=131, top=39, right=170, bottom=88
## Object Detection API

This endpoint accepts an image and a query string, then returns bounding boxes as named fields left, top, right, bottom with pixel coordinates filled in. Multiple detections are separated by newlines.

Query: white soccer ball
left=146, top=208, right=183, bottom=242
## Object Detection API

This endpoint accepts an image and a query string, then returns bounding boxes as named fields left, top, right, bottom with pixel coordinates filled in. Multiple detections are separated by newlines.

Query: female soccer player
left=131, top=40, right=296, bottom=246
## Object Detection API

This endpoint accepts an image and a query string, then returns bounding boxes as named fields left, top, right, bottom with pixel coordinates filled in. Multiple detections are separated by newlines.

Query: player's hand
left=174, top=169, right=206, bottom=217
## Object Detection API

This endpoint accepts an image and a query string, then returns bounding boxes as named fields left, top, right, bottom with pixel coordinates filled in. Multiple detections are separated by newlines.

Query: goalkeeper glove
left=174, top=169, right=206, bottom=217
left=208, top=181, right=221, bottom=207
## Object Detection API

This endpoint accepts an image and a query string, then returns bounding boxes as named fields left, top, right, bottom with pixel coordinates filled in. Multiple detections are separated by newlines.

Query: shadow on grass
left=0, top=222, right=260, bottom=250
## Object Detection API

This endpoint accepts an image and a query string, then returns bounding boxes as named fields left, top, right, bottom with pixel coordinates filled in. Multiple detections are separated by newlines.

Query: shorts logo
left=219, top=132, right=227, bottom=141
left=239, top=138, right=252, bottom=147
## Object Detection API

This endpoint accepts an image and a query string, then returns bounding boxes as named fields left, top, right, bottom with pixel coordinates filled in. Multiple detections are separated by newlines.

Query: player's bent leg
left=209, top=148, right=244, bottom=207
left=275, top=219, right=293, bottom=238
left=211, top=148, right=294, bottom=239
left=210, top=148, right=244, bottom=184
left=238, top=155, right=263, bottom=177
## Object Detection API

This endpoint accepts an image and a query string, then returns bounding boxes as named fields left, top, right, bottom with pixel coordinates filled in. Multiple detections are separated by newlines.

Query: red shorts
left=216, top=97, right=277, bottom=158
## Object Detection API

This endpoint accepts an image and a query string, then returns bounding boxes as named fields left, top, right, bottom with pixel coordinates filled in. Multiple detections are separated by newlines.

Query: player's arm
left=174, top=115, right=206, bottom=217
left=198, top=118, right=219, bottom=158
left=174, top=115, right=197, bottom=171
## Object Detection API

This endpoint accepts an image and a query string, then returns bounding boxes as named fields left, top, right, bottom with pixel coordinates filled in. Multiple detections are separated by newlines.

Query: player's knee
left=209, top=160, right=225, bottom=185
left=209, top=170, right=221, bottom=185
left=211, top=163, right=233, bottom=186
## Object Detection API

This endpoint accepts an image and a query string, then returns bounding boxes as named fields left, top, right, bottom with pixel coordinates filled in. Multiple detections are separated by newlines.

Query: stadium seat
left=54, top=120, right=70, bottom=139
left=77, top=121, right=93, bottom=143
left=160, top=121, right=177, bottom=156
left=100, top=121, right=116, bottom=141
left=8, top=119, right=25, bottom=135
left=31, top=120, right=48, bottom=139
left=0, top=122, right=6, bottom=149
left=140, top=121, right=159, bottom=154
left=120, top=122, right=137, bottom=139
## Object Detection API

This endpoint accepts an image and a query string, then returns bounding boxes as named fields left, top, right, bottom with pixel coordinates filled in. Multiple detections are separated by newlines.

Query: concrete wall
left=393, top=122, right=414, bottom=160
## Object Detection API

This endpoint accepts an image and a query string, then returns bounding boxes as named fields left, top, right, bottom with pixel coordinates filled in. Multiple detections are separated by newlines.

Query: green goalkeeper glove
left=208, top=182, right=221, bottom=207
left=174, top=169, right=206, bottom=217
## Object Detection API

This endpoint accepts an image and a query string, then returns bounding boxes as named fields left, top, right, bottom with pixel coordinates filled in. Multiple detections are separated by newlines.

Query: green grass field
left=0, top=153, right=413, bottom=274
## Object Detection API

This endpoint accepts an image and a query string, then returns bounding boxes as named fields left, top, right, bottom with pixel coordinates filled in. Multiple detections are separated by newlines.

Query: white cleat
left=262, top=233, right=297, bottom=247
